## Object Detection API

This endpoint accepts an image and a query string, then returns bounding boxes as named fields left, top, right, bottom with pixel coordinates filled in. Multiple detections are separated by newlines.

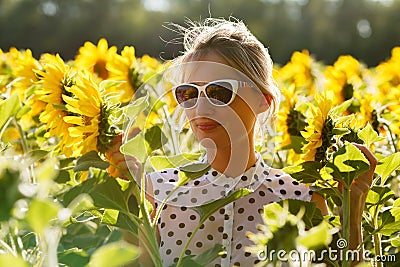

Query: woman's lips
left=195, top=120, right=220, bottom=131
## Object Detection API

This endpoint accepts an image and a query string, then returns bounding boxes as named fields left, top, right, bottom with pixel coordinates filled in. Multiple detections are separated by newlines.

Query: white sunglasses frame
left=172, top=79, right=253, bottom=109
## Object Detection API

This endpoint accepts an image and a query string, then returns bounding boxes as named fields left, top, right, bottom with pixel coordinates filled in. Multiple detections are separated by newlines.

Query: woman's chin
left=199, top=138, right=217, bottom=149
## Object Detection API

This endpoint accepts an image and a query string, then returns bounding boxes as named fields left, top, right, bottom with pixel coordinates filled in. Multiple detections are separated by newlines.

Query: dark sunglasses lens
left=175, top=85, right=198, bottom=108
left=206, top=82, right=234, bottom=106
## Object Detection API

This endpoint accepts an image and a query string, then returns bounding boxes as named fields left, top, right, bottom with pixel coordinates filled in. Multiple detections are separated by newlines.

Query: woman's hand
left=105, top=131, right=141, bottom=181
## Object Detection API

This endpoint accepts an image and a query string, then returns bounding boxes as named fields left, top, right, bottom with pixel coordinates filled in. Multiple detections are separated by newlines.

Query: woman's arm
left=311, top=143, right=377, bottom=266
left=347, top=144, right=377, bottom=248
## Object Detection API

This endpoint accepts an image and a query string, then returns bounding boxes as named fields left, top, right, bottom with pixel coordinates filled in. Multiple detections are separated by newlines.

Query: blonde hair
left=171, top=17, right=280, bottom=118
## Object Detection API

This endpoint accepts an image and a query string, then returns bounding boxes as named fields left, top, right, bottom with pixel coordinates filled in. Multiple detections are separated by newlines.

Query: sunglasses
left=172, top=79, right=253, bottom=109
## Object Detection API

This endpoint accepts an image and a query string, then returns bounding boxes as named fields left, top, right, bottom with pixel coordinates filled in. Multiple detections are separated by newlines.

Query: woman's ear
left=258, top=93, right=273, bottom=113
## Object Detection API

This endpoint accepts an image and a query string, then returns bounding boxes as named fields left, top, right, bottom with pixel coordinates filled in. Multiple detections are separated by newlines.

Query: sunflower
left=74, top=38, right=118, bottom=80
left=63, top=70, right=119, bottom=157
left=375, top=46, right=400, bottom=97
left=276, top=50, right=317, bottom=95
left=276, top=84, right=308, bottom=164
left=374, top=47, right=400, bottom=137
left=10, top=49, right=46, bottom=121
left=36, top=53, right=76, bottom=156
left=324, top=55, right=365, bottom=106
left=353, top=91, right=380, bottom=132
left=0, top=49, right=14, bottom=93
left=107, top=45, right=141, bottom=102
left=277, top=84, right=307, bottom=145
left=301, top=91, right=334, bottom=162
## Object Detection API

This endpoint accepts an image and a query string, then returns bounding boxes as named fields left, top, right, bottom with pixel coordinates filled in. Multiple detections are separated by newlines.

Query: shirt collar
left=201, top=151, right=270, bottom=192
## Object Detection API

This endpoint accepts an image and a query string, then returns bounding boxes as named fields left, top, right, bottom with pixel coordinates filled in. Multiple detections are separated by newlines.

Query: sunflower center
left=315, top=117, right=335, bottom=164
left=287, top=109, right=307, bottom=136
left=342, top=83, right=354, bottom=101
left=128, top=66, right=141, bottom=92
left=97, top=104, right=119, bottom=153
left=94, top=60, right=109, bottom=80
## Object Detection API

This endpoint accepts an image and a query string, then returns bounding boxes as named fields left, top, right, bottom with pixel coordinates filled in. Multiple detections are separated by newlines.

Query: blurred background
left=0, top=0, right=399, bottom=66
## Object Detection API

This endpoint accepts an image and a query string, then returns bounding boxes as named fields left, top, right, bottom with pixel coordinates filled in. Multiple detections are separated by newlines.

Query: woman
left=111, top=18, right=377, bottom=266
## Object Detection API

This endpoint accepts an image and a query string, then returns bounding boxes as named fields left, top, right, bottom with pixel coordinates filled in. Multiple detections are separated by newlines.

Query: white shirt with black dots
left=148, top=153, right=313, bottom=267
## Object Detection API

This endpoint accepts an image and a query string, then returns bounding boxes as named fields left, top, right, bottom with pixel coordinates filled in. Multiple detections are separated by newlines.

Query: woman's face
left=179, top=52, right=265, bottom=150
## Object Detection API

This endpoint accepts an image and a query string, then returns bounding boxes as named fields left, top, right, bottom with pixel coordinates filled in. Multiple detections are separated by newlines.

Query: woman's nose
left=196, top=92, right=215, bottom=115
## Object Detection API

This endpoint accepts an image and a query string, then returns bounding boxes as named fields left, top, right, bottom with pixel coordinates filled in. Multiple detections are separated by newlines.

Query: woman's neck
left=205, top=137, right=257, bottom=178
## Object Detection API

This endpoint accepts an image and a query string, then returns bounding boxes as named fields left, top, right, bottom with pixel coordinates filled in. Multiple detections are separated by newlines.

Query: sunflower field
left=0, top=39, right=400, bottom=267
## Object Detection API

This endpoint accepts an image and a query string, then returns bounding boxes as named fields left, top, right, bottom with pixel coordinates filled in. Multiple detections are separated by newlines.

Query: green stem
left=176, top=219, right=204, bottom=267
left=13, top=118, right=36, bottom=184
left=372, top=210, right=383, bottom=267
left=13, top=118, right=28, bottom=154
left=0, top=117, right=12, bottom=141
left=383, top=122, right=398, bottom=153
left=110, top=154, right=162, bottom=267
left=137, top=159, right=163, bottom=267
left=341, top=186, right=351, bottom=267
left=152, top=186, right=179, bottom=228
left=147, top=83, right=179, bottom=155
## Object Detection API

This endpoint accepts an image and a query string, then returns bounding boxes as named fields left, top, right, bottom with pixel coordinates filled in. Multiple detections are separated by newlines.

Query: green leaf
left=63, top=175, right=132, bottom=215
left=358, top=123, right=385, bottom=148
left=262, top=202, right=286, bottom=229
left=149, top=95, right=166, bottom=112
left=120, top=131, right=148, bottom=163
left=35, top=156, right=59, bottom=182
left=331, top=98, right=353, bottom=116
left=332, top=127, right=350, bottom=136
left=24, top=149, right=49, bottom=166
left=378, top=210, right=400, bottom=236
left=391, top=235, right=400, bottom=247
left=15, top=104, right=31, bottom=119
left=74, top=151, right=110, bottom=172
left=99, top=80, right=124, bottom=91
left=332, top=141, right=370, bottom=186
left=297, top=221, right=332, bottom=249
left=193, top=244, right=224, bottom=265
left=58, top=248, right=89, bottom=267
left=177, top=162, right=211, bottom=187
left=66, top=193, right=94, bottom=216
left=375, top=152, right=400, bottom=184
left=0, top=166, right=24, bottom=221
left=192, top=188, right=252, bottom=224
left=26, top=199, right=61, bottom=234
left=168, top=244, right=224, bottom=267
left=365, top=186, right=394, bottom=214
left=88, top=241, right=139, bottom=267
left=145, top=125, right=167, bottom=152
left=391, top=198, right=400, bottom=221
left=123, top=95, right=149, bottom=119
left=277, top=199, right=324, bottom=229
left=149, top=153, right=202, bottom=170
left=0, top=92, right=20, bottom=133
left=0, top=254, right=28, bottom=267
left=102, top=209, right=119, bottom=225
left=283, top=161, right=323, bottom=183
left=167, top=256, right=199, bottom=267
left=280, top=135, right=306, bottom=154
left=102, top=209, right=138, bottom=232
left=310, top=186, right=342, bottom=206
left=116, top=177, right=131, bottom=191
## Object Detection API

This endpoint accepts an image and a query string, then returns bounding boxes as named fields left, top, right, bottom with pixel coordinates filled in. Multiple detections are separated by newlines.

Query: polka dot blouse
left=148, top=153, right=313, bottom=267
